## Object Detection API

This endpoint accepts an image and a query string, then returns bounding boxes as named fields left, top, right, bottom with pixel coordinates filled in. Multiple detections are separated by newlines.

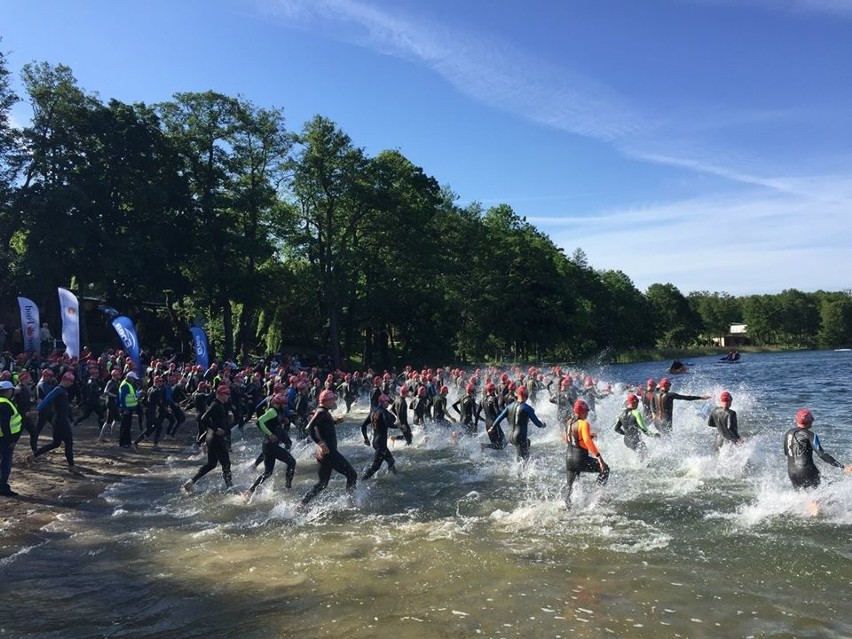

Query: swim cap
left=318, top=389, right=337, bottom=404
left=796, top=409, right=813, bottom=426
left=720, top=391, right=732, bottom=403
left=0, top=371, right=9, bottom=381
left=573, top=399, right=589, bottom=415
left=465, top=383, right=475, bottom=394
left=516, top=386, right=528, bottom=400
left=626, top=393, right=639, bottom=405
left=659, top=377, right=671, bottom=388
left=61, top=372, right=75, bottom=383
left=485, top=382, right=496, bottom=393
left=271, top=393, right=286, bottom=405
left=417, top=386, right=427, bottom=397
left=197, top=381, right=208, bottom=388
left=440, top=385, right=449, bottom=395
left=126, top=371, right=138, bottom=380
left=216, top=385, right=231, bottom=395
left=378, top=393, right=390, bottom=405
left=153, top=375, right=163, bottom=383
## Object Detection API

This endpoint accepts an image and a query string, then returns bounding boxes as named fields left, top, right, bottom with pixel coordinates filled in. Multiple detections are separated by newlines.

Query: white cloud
left=534, top=186, right=852, bottom=294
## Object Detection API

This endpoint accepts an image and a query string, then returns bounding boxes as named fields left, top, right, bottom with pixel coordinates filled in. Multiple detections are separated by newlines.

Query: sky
left=2, top=0, right=851, bottom=296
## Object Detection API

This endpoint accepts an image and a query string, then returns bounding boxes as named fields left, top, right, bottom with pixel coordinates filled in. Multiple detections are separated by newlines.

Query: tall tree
left=285, top=116, right=368, bottom=367
left=646, top=283, right=701, bottom=348
left=0, top=43, right=20, bottom=297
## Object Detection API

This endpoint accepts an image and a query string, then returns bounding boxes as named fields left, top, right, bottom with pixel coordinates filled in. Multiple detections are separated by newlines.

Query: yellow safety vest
left=0, top=397, right=22, bottom=437
left=120, top=381, right=139, bottom=408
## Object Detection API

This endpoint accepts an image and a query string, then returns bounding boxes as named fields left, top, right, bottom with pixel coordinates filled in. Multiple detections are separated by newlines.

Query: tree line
left=1, top=50, right=850, bottom=366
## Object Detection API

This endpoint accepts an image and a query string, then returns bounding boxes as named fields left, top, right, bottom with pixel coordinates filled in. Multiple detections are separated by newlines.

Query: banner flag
left=57, top=287, right=80, bottom=358
left=17, top=296, right=40, bottom=353
left=111, top=316, right=141, bottom=372
left=189, top=326, right=209, bottom=370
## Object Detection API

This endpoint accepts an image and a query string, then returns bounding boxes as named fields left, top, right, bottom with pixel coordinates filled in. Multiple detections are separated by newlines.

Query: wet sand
left=0, top=418, right=187, bottom=563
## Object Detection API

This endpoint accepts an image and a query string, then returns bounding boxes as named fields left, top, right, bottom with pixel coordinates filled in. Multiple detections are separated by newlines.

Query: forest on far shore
left=1, top=46, right=850, bottom=367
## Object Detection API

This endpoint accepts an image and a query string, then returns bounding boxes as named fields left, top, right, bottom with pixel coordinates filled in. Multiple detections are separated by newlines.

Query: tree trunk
left=222, top=295, right=234, bottom=360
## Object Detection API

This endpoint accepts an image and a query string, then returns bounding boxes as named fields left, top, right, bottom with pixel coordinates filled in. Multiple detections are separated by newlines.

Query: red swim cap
left=573, top=399, right=589, bottom=415
left=720, top=391, right=732, bottom=403
left=626, top=393, right=639, bottom=405
left=659, top=377, right=670, bottom=388
left=216, top=385, right=231, bottom=395
left=796, top=409, right=813, bottom=426
left=516, top=386, right=528, bottom=400
left=319, top=389, right=337, bottom=404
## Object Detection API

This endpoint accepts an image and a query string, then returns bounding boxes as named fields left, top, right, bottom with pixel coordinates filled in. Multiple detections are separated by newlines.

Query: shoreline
left=0, top=417, right=189, bottom=564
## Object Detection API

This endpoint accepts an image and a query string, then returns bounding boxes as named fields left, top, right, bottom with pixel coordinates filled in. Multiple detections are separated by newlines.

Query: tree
left=284, top=116, right=368, bottom=367
left=0, top=43, right=20, bottom=298
left=816, top=293, right=852, bottom=348
left=645, top=283, right=701, bottom=348
left=688, top=291, right=741, bottom=342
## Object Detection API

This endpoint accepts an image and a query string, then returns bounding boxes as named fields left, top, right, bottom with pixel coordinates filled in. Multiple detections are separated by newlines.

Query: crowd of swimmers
left=0, top=349, right=850, bottom=506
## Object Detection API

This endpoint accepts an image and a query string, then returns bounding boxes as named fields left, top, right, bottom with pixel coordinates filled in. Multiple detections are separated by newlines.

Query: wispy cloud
left=261, top=0, right=645, bottom=141
left=533, top=184, right=852, bottom=294
left=259, top=0, right=848, bottom=204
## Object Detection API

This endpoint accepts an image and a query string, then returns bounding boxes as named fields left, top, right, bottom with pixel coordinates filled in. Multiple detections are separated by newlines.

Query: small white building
left=712, top=323, right=751, bottom=347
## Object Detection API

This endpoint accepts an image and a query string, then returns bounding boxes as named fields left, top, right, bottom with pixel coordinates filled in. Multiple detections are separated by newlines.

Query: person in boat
left=783, top=409, right=851, bottom=489
left=707, top=391, right=743, bottom=450
left=669, top=360, right=688, bottom=374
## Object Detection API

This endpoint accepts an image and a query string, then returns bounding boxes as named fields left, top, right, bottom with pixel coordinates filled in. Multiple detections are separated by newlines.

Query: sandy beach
left=0, top=417, right=183, bottom=564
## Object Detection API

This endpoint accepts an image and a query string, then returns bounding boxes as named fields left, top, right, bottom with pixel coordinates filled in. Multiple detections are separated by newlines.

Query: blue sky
left=3, top=0, right=850, bottom=296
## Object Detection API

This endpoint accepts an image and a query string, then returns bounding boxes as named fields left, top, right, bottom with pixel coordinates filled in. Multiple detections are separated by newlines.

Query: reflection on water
left=2, top=351, right=851, bottom=638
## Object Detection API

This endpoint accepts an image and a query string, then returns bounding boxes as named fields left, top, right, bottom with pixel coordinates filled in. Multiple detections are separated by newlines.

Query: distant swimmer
left=707, top=391, right=743, bottom=450
left=564, top=399, right=609, bottom=508
left=614, top=393, right=659, bottom=460
left=783, top=409, right=852, bottom=490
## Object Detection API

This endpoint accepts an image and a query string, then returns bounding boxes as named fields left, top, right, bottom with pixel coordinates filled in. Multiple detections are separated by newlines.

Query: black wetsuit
left=614, top=407, right=654, bottom=458
left=430, top=395, right=452, bottom=426
left=13, top=383, right=37, bottom=453
left=301, top=407, right=357, bottom=506
left=390, top=395, right=412, bottom=444
left=452, top=394, right=479, bottom=435
left=411, top=395, right=430, bottom=427
left=707, top=407, right=740, bottom=449
left=74, top=377, right=105, bottom=425
left=34, top=385, right=74, bottom=466
left=783, top=427, right=844, bottom=489
left=481, top=392, right=505, bottom=450
left=655, top=389, right=704, bottom=435
left=190, top=400, right=232, bottom=488
left=492, top=401, right=545, bottom=461
left=136, top=385, right=166, bottom=446
left=361, top=406, right=398, bottom=479
left=248, top=407, right=296, bottom=493
left=564, top=418, right=609, bottom=506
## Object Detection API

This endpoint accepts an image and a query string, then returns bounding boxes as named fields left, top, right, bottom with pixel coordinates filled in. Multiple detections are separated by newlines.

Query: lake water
left=2, top=350, right=851, bottom=638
